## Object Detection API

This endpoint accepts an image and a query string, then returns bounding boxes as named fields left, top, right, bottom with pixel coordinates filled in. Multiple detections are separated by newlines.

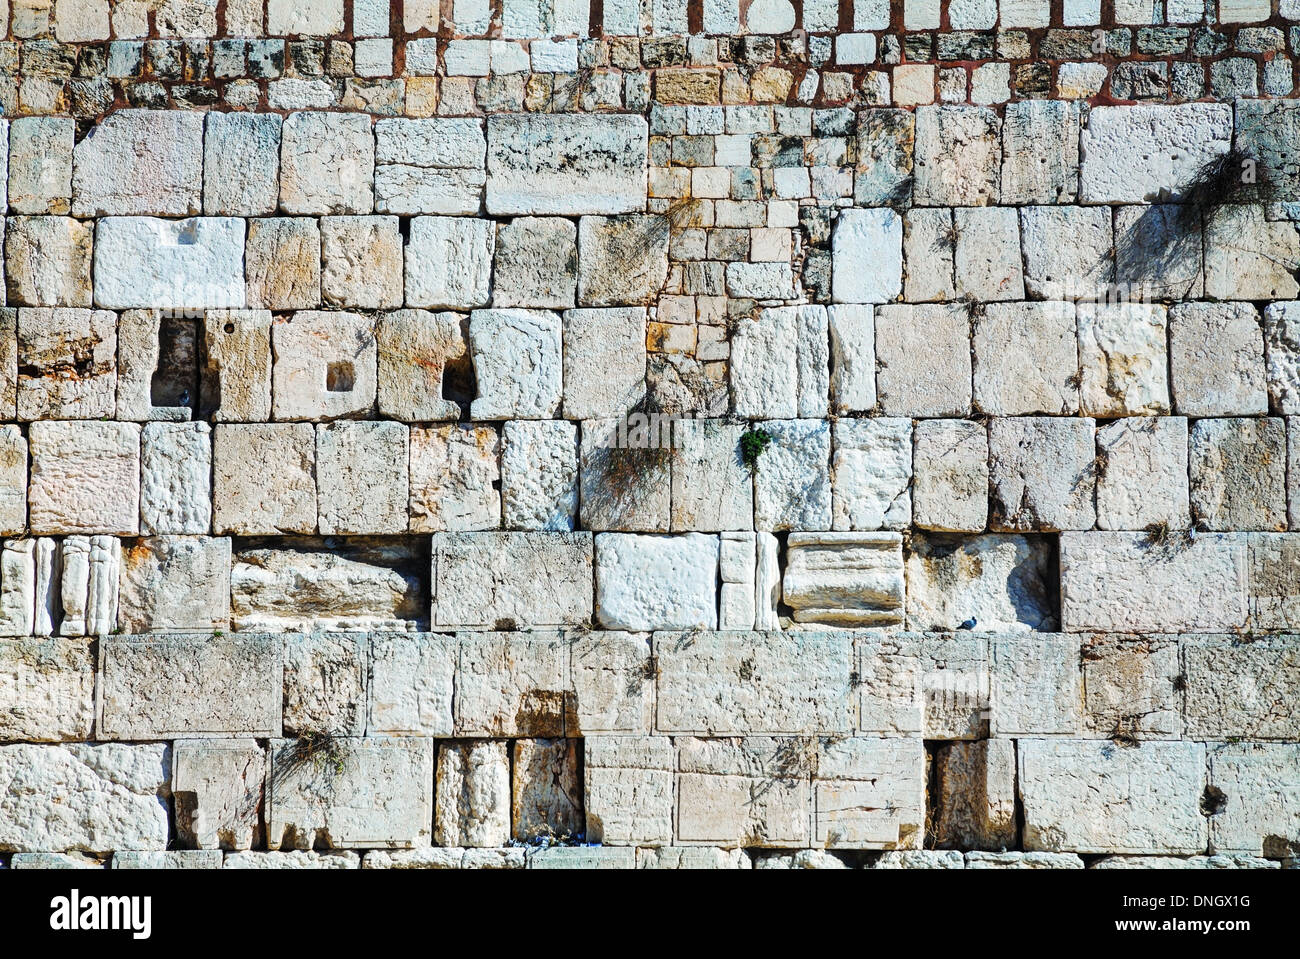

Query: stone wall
left=0, top=0, right=1298, bottom=871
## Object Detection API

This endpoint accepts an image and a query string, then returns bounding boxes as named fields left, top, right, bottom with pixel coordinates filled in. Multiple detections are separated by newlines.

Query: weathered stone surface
left=245, top=218, right=322, bottom=311
left=954, top=207, right=1023, bottom=301
left=1169, top=302, right=1268, bottom=416
left=912, top=419, right=988, bottom=533
left=731, top=306, right=829, bottom=419
left=990, top=635, right=1082, bottom=736
left=1204, top=205, right=1300, bottom=300
left=875, top=303, right=972, bottom=416
left=1019, top=206, right=1113, bottom=301
left=501, top=420, right=577, bottom=531
left=117, top=537, right=231, bottom=632
left=468, top=310, right=563, bottom=419
left=5, top=216, right=92, bottom=307
left=231, top=541, right=423, bottom=633
left=204, top=112, right=281, bottom=216
left=213, top=424, right=316, bottom=535
left=0, top=539, right=36, bottom=638
left=115, top=310, right=198, bottom=422
left=875, top=850, right=966, bottom=868
left=583, top=736, right=673, bottom=846
left=1114, top=204, right=1204, bottom=301
left=320, top=216, right=404, bottom=310
left=988, top=416, right=1097, bottom=532
left=831, top=208, right=902, bottom=304
left=56, top=536, right=120, bottom=638
left=512, top=739, right=583, bottom=840
left=1001, top=100, right=1081, bottom=204
left=1250, top=534, right=1300, bottom=630
left=815, top=737, right=925, bottom=849
left=670, top=419, right=752, bottom=533
left=362, top=847, right=525, bottom=869
left=283, top=633, right=367, bottom=737
left=913, top=106, right=1001, bottom=206
left=224, top=851, right=360, bottom=869
left=486, top=114, right=648, bottom=215
left=271, top=311, right=377, bottom=421
left=1189, top=418, right=1288, bottom=532
left=903, top=208, right=955, bottom=302
left=1095, top=417, right=1191, bottom=531
left=754, top=419, right=832, bottom=531
left=576, top=215, right=670, bottom=307
left=493, top=216, right=577, bottom=310
left=0, top=743, right=170, bottom=853
left=141, top=423, right=211, bottom=535
left=17, top=307, right=116, bottom=420
left=269, top=737, right=433, bottom=850
left=93, top=217, right=245, bottom=311
left=965, top=851, right=1084, bottom=868
left=0, top=638, right=94, bottom=741
left=28, top=420, right=140, bottom=535
left=454, top=632, right=570, bottom=736
left=1077, top=302, right=1170, bottom=417
left=317, top=421, right=409, bottom=535
left=410, top=425, right=500, bottom=533
left=367, top=633, right=456, bottom=737
left=931, top=739, right=1016, bottom=850
left=637, top=847, right=750, bottom=868
left=0, top=310, right=16, bottom=420
left=828, top=304, right=875, bottom=413
left=435, top=740, right=511, bottom=847
left=1090, top=855, right=1280, bottom=869
left=99, top=633, right=273, bottom=739
left=562, top=307, right=647, bottom=420
left=405, top=216, right=494, bottom=310
left=112, top=850, right=222, bottom=869
left=377, top=310, right=468, bottom=422
left=528, top=847, right=636, bottom=869
left=432, top=533, right=592, bottom=629
left=754, top=849, right=850, bottom=868
left=375, top=118, right=486, bottom=215
left=201, top=310, right=272, bottom=423
left=568, top=630, right=653, bottom=736
left=675, top=737, right=811, bottom=847
left=1265, top=302, right=1300, bottom=414
left=1184, top=636, right=1300, bottom=740
left=907, top=533, right=1057, bottom=632
left=1207, top=743, right=1300, bottom=857
left=855, top=109, right=914, bottom=206
left=595, top=533, right=717, bottom=630
left=173, top=739, right=266, bottom=851
left=280, top=112, right=375, bottom=215
left=8, top=116, right=73, bottom=215
left=1083, top=636, right=1183, bottom=739
left=1019, top=739, right=1207, bottom=854
left=1080, top=104, right=1232, bottom=203
left=831, top=418, right=911, bottom=531
left=72, top=109, right=203, bottom=216
left=0, top=426, right=27, bottom=536
left=783, top=532, right=904, bottom=627
left=11, top=851, right=103, bottom=868
left=973, top=302, right=1079, bottom=415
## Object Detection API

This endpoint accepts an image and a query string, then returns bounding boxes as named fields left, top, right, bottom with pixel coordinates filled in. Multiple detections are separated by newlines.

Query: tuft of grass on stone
left=740, top=427, right=773, bottom=474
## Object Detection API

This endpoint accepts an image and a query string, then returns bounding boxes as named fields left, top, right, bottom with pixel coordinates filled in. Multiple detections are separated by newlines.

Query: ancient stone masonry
left=1, top=0, right=1300, bottom=873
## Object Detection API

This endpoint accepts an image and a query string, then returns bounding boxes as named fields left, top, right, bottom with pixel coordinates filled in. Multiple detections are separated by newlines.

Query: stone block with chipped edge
left=270, top=311, right=378, bottom=422
left=172, top=739, right=266, bottom=851
left=454, top=632, right=571, bottom=737
left=283, top=633, right=368, bottom=737
left=783, top=532, right=904, bottom=627
left=0, top=637, right=95, bottom=742
left=675, top=737, right=812, bottom=848
left=117, top=537, right=232, bottom=633
left=28, top=420, right=140, bottom=536
left=907, top=533, right=1057, bottom=633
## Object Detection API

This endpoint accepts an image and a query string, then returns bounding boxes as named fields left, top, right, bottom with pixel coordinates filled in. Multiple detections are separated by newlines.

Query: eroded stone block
left=815, top=737, right=925, bottom=849
left=279, top=112, right=375, bottom=215
left=875, top=303, right=972, bottom=416
left=912, top=419, right=988, bottom=533
left=783, top=532, right=904, bottom=627
left=271, top=311, right=378, bottom=421
left=675, top=737, right=811, bottom=848
left=1189, top=417, right=1288, bottom=532
left=28, top=420, right=139, bottom=535
left=375, top=117, right=486, bottom=215
left=93, top=217, right=246, bottom=311
left=973, top=301, right=1079, bottom=415
left=1095, top=417, right=1190, bottom=531
left=433, top=533, right=592, bottom=629
left=562, top=307, right=647, bottom=420
left=1170, top=302, right=1268, bottom=416
left=913, top=106, right=1000, bottom=206
left=410, top=425, right=500, bottom=533
left=468, top=309, right=563, bottom=419
left=317, top=421, right=409, bottom=535
left=1000, top=99, right=1081, bottom=204
left=1080, top=104, right=1232, bottom=203
left=1083, top=635, right=1183, bottom=739
left=213, top=424, right=316, bottom=535
left=5, top=216, right=92, bottom=307
left=731, top=306, right=829, bottom=420
left=0, top=637, right=94, bottom=741
left=988, top=416, right=1096, bottom=532
left=435, top=740, right=510, bottom=847
left=204, top=112, right=282, bottom=217
left=141, top=423, right=211, bottom=535
left=320, top=215, right=403, bottom=310
left=595, top=533, right=717, bottom=630
left=930, top=739, right=1016, bottom=850
left=377, top=310, right=468, bottom=422
left=173, top=739, right=266, bottom=851
left=405, top=216, right=494, bottom=310
left=512, top=739, right=583, bottom=841
left=17, top=307, right=116, bottom=420
left=454, top=632, right=570, bottom=735
left=831, top=418, right=911, bottom=531
left=72, top=109, right=203, bottom=217
left=577, top=215, right=670, bottom=307
left=1077, top=302, right=1170, bottom=416
left=907, top=533, right=1057, bottom=632
left=117, top=536, right=231, bottom=632
left=990, top=635, right=1082, bottom=736
left=245, top=218, right=321, bottom=311
left=501, top=420, right=577, bottom=531
left=283, top=633, right=367, bottom=737
left=1207, top=743, right=1300, bottom=858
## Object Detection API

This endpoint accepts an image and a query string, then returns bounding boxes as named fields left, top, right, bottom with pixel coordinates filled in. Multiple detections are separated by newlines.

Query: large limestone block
left=113, top=850, right=222, bottom=869
left=561, top=307, right=647, bottom=420
left=1114, top=204, right=1204, bottom=301
left=8, top=116, right=74, bottom=215
left=17, top=307, right=116, bottom=420
left=913, top=106, right=1001, bottom=206
left=493, top=216, right=577, bottom=309
left=578, top=416, right=672, bottom=532
left=930, top=739, right=1016, bottom=850
left=0, top=539, right=36, bottom=637
left=435, top=740, right=511, bottom=847
left=1250, top=534, right=1300, bottom=630
left=903, top=208, right=955, bottom=303
left=282, top=633, right=368, bottom=737
left=231, top=541, right=423, bottom=633
left=569, top=630, right=654, bottom=736
left=753, top=419, right=832, bottom=531
left=1184, top=636, right=1300, bottom=740
left=828, top=304, right=875, bottom=413
left=576, top=215, right=670, bottom=307
left=832, top=418, right=911, bottom=531
left=875, top=851, right=965, bottom=869
left=375, top=118, right=486, bottom=215
left=1169, top=302, right=1268, bottom=416
left=1019, top=206, right=1113, bottom=301
left=501, top=420, right=577, bottom=531
left=595, top=533, right=717, bottom=630
left=1207, top=744, right=1300, bottom=857
left=245, top=218, right=322, bottom=311
left=5, top=216, right=93, bottom=307
left=114, top=310, right=198, bottom=422
left=1000, top=100, right=1081, bottom=204
left=1090, top=855, right=1279, bottom=870
left=1077, top=302, right=1170, bottom=416
left=432, top=533, right=593, bottom=629
left=213, top=424, right=317, bottom=535
left=173, top=739, right=266, bottom=851
left=0, top=427, right=27, bottom=535
left=783, top=532, right=904, bottom=627
left=1019, top=740, right=1207, bottom=854
left=99, top=634, right=276, bottom=739
left=1080, top=104, right=1232, bottom=203
left=203, top=310, right=272, bottom=422
left=1204, top=205, right=1300, bottom=300
left=93, top=217, right=246, bottom=311
left=141, top=423, right=211, bottom=535
left=512, top=739, right=583, bottom=841
left=203, top=112, right=282, bottom=216
left=730, top=306, right=829, bottom=419
left=528, top=847, right=636, bottom=869
left=316, top=421, right=409, bottom=535
left=855, top=635, right=925, bottom=736
left=0, top=310, right=16, bottom=419
left=990, top=635, right=1082, bottom=736
left=907, top=533, right=1057, bottom=632
left=855, top=109, right=914, bottom=206
left=1095, top=417, right=1190, bottom=531
left=72, top=109, right=203, bottom=216
left=584, top=736, right=673, bottom=846
left=118, top=537, right=231, bottom=632
left=320, top=215, right=404, bottom=309
left=362, top=848, right=525, bottom=869
left=675, top=737, right=811, bottom=848
left=954, top=207, right=1024, bottom=301
left=831, top=208, right=902, bottom=304
left=486, top=114, right=648, bottom=215
left=1265, top=302, right=1300, bottom=414
left=1061, top=531, right=1248, bottom=633
left=912, top=419, right=988, bottom=532
left=875, top=303, right=972, bottom=416
left=1082, top=636, right=1183, bottom=740
left=405, top=216, right=494, bottom=309
left=368, top=633, right=457, bottom=737
left=988, top=416, right=1097, bottom=532
left=271, top=311, right=378, bottom=421
left=28, top=420, right=139, bottom=535
left=670, top=419, right=752, bottom=532
left=0, top=637, right=95, bottom=741
left=655, top=631, right=853, bottom=735
left=1189, top=417, right=1288, bottom=531
left=973, top=301, right=1079, bottom=415
left=454, top=632, right=571, bottom=736
left=377, top=310, right=468, bottom=422
left=224, top=851, right=359, bottom=869
left=268, top=737, right=433, bottom=850
left=267, top=0, right=344, bottom=34
left=0, top=743, right=170, bottom=853
left=410, top=425, right=500, bottom=533
left=965, top=852, right=1083, bottom=869
left=637, top=847, right=748, bottom=868
left=468, top=309, right=563, bottom=419
left=279, top=112, right=375, bottom=215
left=815, top=737, right=925, bottom=849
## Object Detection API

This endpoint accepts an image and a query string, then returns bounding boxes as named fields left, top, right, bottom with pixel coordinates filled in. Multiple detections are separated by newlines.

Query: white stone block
left=595, top=533, right=718, bottom=630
